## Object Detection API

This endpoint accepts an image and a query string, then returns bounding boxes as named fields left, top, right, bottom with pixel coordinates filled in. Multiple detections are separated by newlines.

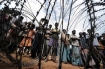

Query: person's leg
left=48, top=38, right=53, bottom=60
left=42, top=40, right=48, bottom=58
left=102, top=49, right=105, bottom=56
left=26, top=46, right=31, bottom=55
left=45, top=46, right=51, bottom=62
left=17, top=47, right=24, bottom=54
left=91, top=48, right=100, bottom=69
left=31, top=33, right=39, bottom=58
left=67, top=45, right=71, bottom=63
left=51, top=46, right=54, bottom=61
left=71, top=46, right=78, bottom=65
left=31, top=46, right=38, bottom=58
left=17, top=47, right=20, bottom=53
left=53, top=39, right=59, bottom=63
left=22, top=46, right=26, bottom=55
left=53, top=47, right=57, bottom=63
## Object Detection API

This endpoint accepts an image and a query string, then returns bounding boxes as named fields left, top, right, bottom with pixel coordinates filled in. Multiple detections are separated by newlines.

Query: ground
left=0, top=53, right=84, bottom=69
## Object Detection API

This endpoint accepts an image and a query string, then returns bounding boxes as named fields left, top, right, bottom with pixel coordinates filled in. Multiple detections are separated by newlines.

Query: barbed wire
left=32, top=0, right=47, bottom=23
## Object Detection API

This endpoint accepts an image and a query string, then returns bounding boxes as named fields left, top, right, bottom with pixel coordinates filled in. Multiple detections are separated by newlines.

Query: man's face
left=63, top=30, right=66, bottom=33
left=79, top=32, right=82, bottom=36
left=72, top=30, right=76, bottom=35
left=49, top=25, right=52, bottom=29
left=103, top=34, right=105, bottom=39
left=87, top=29, right=91, bottom=34
left=19, top=18, right=23, bottom=22
left=55, top=23, right=58, bottom=28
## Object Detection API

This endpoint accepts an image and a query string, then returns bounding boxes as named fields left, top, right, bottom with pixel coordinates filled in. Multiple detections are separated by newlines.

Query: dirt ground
left=0, top=53, right=84, bottom=69
left=0, top=61, right=84, bottom=69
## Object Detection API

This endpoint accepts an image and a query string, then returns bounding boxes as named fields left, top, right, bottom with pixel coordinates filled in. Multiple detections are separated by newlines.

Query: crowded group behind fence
left=0, top=8, right=105, bottom=69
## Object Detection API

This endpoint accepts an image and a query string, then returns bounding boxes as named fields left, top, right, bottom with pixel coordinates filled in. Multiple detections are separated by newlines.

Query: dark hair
left=79, top=32, right=82, bottom=35
left=62, top=29, right=66, bottom=32
left=55, top=23, right=58, bottom=26
left=19, top=16, right=24, bottom=19
left=72, top=30, right=76, bottom=32
left=87, top=29, right=91, bottom=32
left=36, top=27, right=39, bottom=31
left=40, top=18, right=48, bottom=25
left=31, top=24, right=35, bottom=29
left=49, top=24, right=52, bottom=27
left=29, top=24, right=35, bottom=30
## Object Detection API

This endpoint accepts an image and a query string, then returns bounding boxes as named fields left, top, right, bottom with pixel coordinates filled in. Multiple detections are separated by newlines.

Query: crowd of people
left=0, top=7, right=105, bottom=69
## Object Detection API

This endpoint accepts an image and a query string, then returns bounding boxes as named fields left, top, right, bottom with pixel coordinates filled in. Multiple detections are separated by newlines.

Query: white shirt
left=71, top=34, right=79, bottom=46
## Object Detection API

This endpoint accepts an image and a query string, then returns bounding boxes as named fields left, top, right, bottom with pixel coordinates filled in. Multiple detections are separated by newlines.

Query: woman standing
left=71, top=30, right=83, bottom=66
left=61, top=29, right=69, bottom=63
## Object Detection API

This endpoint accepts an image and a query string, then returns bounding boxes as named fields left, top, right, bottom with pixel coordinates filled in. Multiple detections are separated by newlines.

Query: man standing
left=48, top=23, right=60, bottom=62
left=44, top=24, right=52, bottom=62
